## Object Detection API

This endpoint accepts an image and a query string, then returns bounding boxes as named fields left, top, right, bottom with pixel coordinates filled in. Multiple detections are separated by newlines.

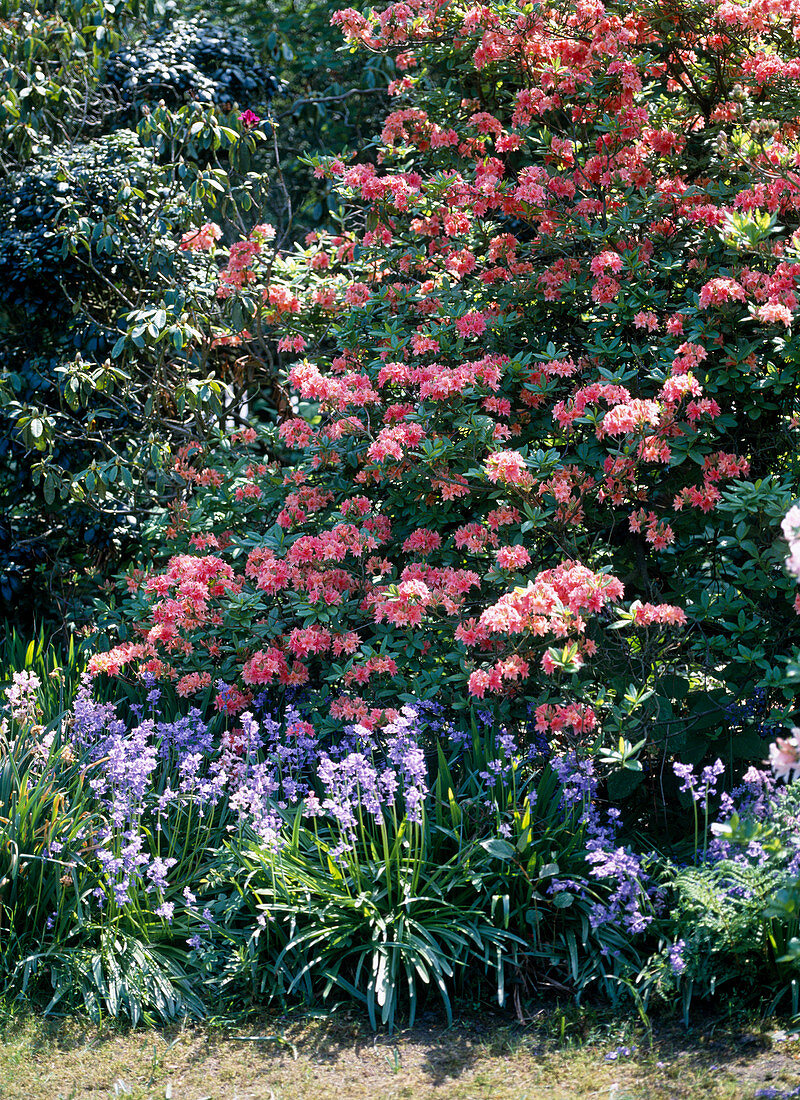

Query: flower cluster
left=92, top=0, right=800, bottom=762
left=673, top=758, right=726, bottom=803
left=61, top=682, right=448, bottom=919
left=550, top=754, right=654, bottom=935
left=768, top=732, right=800, bottom=783
left=766, top=505, right=800, bottom=774
left=4, top=670, right=42, bottom=727
left=179, top=222, right=222, bottom=252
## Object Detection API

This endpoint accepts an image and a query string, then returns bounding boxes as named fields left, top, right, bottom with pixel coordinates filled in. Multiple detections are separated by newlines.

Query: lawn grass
left=1, top=1003, right=799, bottom=1100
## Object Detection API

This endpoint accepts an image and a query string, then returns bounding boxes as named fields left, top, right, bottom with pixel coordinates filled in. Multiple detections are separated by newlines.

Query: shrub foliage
left=93, top=0, right=800, bottom=791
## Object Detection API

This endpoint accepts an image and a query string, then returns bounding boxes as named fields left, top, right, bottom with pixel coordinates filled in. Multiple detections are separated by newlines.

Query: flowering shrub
left=87, top=0, right=800, bottom=775
left=11, top=0, right=800, bottom=1028
left=95, top=460, right=686, bottom=756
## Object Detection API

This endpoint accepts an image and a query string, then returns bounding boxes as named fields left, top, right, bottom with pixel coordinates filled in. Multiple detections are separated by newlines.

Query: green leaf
left=606, top=768, right=644, bottom=800
left=480, top=838, right=515, bottom=861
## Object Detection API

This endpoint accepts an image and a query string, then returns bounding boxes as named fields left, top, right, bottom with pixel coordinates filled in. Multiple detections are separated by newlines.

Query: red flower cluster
left=93, top=0, right=800, bottom=748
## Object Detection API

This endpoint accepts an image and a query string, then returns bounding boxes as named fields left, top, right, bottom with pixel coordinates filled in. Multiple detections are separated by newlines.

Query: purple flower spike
left=673, top=761, right=696, bottom=796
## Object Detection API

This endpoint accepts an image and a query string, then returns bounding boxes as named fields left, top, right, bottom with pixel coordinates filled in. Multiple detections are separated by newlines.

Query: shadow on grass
left=3, top=1000, right=800, bottom=1099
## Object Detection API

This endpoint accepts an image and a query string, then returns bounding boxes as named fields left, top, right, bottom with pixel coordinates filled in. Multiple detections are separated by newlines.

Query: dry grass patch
left=1, top=1007, right=799, bottom=1100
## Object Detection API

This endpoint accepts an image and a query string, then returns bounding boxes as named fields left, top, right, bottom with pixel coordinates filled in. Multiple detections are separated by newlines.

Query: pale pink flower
left=757, top=301, right=793, bottom=326
left=5, top=670, right=41, bottom=725
left=179, top=222, right=222, bottom=251
left=484, top=449, right=533, bottom=488
left=781, top=503, right=800, bottom=544
left=633, top=311, right=659, bottom=331
left=494, top=545, right=531, bottom=570
left=698, top=276, right=746, bottom=308
left=768, top=730, right=800, bottom=782
left=783, top=503, right=800, bottom=579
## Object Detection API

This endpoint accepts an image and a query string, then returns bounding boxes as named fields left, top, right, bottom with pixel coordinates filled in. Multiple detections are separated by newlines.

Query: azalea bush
left=87, top=0, right=800, bottom=796
left=95, top=440, right=685, bottom=748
